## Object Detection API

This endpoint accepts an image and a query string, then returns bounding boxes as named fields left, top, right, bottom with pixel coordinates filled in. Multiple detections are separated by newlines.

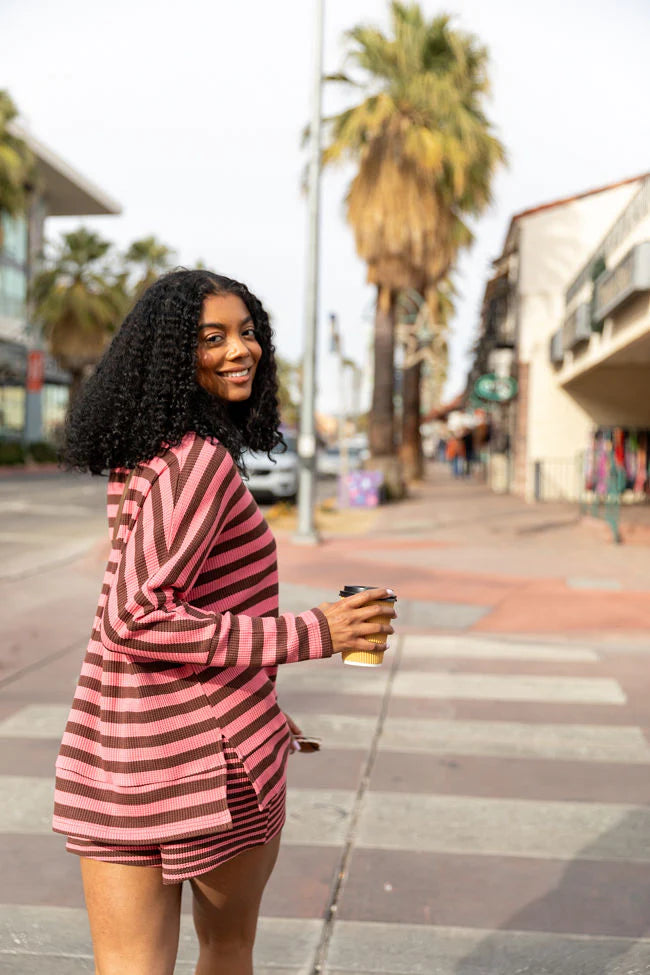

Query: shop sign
left=473, top=373, right=518, bottom=402
left=593, top=241, right=650, bottom=321
left=26, top=350, right=44, bottom=392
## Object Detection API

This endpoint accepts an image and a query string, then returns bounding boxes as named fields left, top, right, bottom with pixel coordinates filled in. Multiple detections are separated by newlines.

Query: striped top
left=52, top=432, right=333, bottom=843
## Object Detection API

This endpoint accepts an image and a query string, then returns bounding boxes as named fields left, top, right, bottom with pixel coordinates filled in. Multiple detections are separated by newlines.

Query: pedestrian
left=447, top=433, right=466, bottom=478
left=462, top=427, right=474, bottom=477
left=52, top=269, right=397, bottom=975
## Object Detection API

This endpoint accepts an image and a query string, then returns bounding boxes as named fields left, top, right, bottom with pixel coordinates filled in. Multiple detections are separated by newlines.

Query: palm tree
left=31, top=228, right=125, bottom=405
left=324, top=2, right=505, bottom=493
left=276, top=353, right=301, bottom=428
left=0, top=90, right=35, bottom=245
left=124, top=235, right=176, bottom=297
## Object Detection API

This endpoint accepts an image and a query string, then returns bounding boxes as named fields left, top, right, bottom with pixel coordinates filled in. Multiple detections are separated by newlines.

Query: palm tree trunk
left=400, top=358, right=424, bottom=482
left=68, top=370, right=85, bottom=410
left=368, top=285, right=405, bottom=498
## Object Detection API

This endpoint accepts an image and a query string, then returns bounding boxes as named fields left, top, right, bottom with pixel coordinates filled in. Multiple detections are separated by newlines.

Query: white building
left=470, top=173, right=650, bottom=501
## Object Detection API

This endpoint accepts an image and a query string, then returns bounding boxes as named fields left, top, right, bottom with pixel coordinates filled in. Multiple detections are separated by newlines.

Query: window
left=0, top=264, right=27, bottom=320
left=0, top=385, right=25, bottom=434
left=43, top=384, right=69, bottom=440
left=1, top=213, right=28, bottom=265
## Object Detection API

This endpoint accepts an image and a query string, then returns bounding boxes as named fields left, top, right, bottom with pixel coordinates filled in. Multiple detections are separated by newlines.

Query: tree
left=276, top=354, right=301, bottom=428
left=31, top=228, right=125, bottom=405
left=0, top=91, right=35, bottom=240
left=397, top=280, right=455, bottom=480
left=124, top=235, right=176, bottom=297
left=324, top=2, right=505, bottom=492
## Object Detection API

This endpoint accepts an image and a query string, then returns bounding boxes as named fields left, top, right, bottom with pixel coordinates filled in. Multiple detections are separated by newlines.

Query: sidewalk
left=275, top=463, right=650, bottom=638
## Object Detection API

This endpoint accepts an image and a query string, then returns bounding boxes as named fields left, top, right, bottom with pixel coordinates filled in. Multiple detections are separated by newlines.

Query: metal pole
left=295, top=0, right=324, bottom=545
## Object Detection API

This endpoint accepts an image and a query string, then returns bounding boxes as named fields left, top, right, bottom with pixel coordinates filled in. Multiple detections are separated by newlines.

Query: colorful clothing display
left=584, top=428, right=650, bottom=496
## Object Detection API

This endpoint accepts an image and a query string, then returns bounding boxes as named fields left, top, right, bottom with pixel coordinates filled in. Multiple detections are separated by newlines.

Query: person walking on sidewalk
left=52, top=269, right=397, bottom=975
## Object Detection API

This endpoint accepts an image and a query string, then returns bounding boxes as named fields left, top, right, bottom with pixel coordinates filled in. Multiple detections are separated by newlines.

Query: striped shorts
left=66, top=744, right=286, bottom=885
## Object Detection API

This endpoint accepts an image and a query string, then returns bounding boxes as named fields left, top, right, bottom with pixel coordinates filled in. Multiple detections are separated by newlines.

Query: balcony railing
left=566, top=176, right=650, bottom=304
left=562, top=303, right=591, bottom=351
left=549, top=329, right=564, bottom=364
left=593, top=240, right=650, bottom=322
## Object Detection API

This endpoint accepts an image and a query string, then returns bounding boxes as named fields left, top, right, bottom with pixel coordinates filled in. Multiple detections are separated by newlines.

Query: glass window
left=1, top=213, right=28, bottom=264
left=43, top=384, right=69, bottom=440
left=0, top=385, right=25, bottom=434
left=0, top=264, right=27, bottom=320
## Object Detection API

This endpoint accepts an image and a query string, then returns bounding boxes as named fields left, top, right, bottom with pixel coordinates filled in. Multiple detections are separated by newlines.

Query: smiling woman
left=196, top=293, right=262, bottom=402
left=62, top=269, right=284, bottom=473
left=53, top=266, right=397, bottom=975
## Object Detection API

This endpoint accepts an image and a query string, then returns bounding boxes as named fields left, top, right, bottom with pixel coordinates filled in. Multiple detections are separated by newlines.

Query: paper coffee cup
left=339, top=585, right=397, bottom=667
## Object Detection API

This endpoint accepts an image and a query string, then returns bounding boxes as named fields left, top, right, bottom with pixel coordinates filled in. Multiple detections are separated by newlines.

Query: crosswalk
left=1, top=632, right=649, bottom=974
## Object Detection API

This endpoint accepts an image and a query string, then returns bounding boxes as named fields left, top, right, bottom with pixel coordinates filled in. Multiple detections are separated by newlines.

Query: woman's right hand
left=317, top=588, right=397, bottom=655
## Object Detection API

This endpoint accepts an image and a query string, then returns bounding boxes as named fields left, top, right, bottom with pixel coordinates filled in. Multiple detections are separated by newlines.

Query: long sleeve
left=100, top=435, right=333, bottom=668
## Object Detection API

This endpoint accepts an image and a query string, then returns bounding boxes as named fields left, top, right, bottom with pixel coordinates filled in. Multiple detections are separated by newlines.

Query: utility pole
left=295, top=0, right=324, bottom=545
left=330, top=312, right=349, bottom=505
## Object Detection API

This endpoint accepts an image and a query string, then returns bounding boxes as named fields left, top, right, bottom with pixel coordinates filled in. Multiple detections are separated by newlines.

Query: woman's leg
left=80, top=857, right=183, bottom=975
left=190, top=832, right=282, bottom=975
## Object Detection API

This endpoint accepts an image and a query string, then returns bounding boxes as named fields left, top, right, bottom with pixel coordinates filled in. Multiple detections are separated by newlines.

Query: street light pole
left=295, top=0, right=325, bottom=545
left=330, top=312, right=350, bottom=506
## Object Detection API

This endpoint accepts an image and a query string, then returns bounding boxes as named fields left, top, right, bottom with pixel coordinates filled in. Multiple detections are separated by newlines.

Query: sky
left=1, top=0, right=649, bottom=415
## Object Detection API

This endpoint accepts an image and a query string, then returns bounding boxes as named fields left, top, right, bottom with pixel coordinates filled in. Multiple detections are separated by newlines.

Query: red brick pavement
left=275, top=464, right=650, bottom=635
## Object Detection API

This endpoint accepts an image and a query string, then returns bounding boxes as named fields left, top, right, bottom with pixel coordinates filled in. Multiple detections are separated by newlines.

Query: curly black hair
left=63, top=269, right=284, bottom=474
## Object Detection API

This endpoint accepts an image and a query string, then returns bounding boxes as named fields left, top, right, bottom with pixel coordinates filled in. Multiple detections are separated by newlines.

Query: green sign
left=473, top=373, right=518, bottom=403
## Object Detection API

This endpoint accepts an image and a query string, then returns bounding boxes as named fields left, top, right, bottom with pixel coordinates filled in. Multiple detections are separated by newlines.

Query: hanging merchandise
left=634, top=432, right=648, bottom=494
left=585, top=427, right=650, bottom=498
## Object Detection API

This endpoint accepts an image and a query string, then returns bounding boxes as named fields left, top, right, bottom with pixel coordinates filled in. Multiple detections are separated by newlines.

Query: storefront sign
left=26, top=351, right=44, bottom=392
left=473, top=373, right=518, bottom=403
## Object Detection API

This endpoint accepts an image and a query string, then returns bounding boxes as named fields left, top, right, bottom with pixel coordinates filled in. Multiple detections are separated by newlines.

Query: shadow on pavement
left=452, top=808, right=650, bottom=975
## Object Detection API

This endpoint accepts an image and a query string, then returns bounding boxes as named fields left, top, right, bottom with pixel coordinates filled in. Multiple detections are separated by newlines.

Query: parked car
left=241, top=432, right=298, bottom=501
left=317, top=443, right=367, bottom=478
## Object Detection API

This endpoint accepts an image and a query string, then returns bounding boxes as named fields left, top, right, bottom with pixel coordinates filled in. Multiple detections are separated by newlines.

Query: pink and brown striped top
left=52, top=432, right=333, bottom=843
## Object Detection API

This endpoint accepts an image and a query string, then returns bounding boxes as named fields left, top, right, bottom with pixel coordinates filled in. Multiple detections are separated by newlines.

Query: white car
left=241, top=434, right=298, bottom=502
left=317, top=444, right=367, bottom=478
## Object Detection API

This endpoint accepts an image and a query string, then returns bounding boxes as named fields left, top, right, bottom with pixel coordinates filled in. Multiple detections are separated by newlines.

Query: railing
left=549, top=329, right=564, bottom=364
left=566, top=176, right=650, bottom=303
left=562, top=303, right=591, bottom=351
left=580, top=461, right=626, bottom=545
left=532, top=456, right=583, bottom=502
left=531, top=453, right=625, bottom=542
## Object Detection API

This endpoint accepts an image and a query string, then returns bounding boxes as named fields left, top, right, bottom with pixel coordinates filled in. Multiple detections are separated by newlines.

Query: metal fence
left=531, top=456, right=584, bottom=503
left=531, top=453, right=627, bottom=543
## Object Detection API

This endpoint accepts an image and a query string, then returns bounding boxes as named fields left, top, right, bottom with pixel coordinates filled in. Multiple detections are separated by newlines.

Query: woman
left=52, top=269, right=396, bottom=975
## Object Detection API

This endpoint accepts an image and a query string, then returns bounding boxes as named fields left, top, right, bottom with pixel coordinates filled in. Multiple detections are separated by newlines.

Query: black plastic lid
left=339, top=585, right=396, bottom=600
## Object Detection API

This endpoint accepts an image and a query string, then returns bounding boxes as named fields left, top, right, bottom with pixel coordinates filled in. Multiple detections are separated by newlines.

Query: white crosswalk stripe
left=390, top=671, right=627, bottom=703
left=357, top=791, right=650, bottom=861
left=401, top=634, right=600, bottom=661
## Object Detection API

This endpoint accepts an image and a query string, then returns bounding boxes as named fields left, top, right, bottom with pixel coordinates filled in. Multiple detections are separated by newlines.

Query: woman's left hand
left=282, top=710, right=303, bottom=753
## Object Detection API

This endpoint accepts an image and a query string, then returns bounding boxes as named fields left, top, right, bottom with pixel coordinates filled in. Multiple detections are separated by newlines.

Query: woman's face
left=196, top=293, right=262, bottom=403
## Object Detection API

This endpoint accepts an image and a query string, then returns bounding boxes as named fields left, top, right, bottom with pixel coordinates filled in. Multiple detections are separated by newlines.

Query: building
left=470, top=173, right=650, bottom=501
left=0, top=125, right=120, bottom=441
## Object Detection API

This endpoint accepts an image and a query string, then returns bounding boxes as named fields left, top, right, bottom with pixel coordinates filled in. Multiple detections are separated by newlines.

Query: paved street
left=1, top=466, right=650, bottom=973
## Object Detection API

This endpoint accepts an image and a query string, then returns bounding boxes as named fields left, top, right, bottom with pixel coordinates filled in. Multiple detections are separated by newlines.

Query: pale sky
left=1, top=0, right=649, bottom=414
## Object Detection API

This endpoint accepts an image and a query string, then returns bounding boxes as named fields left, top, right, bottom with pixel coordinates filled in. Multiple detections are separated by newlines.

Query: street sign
left=473, top=373, right=518, bottom=403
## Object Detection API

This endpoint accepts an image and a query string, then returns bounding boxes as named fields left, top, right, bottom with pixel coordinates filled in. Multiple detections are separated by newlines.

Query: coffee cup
left=339, top=585, right=397, bottom=667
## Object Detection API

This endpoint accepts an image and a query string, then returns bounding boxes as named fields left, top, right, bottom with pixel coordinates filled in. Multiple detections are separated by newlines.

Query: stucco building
left=470, top=173, right=650, bottom=502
